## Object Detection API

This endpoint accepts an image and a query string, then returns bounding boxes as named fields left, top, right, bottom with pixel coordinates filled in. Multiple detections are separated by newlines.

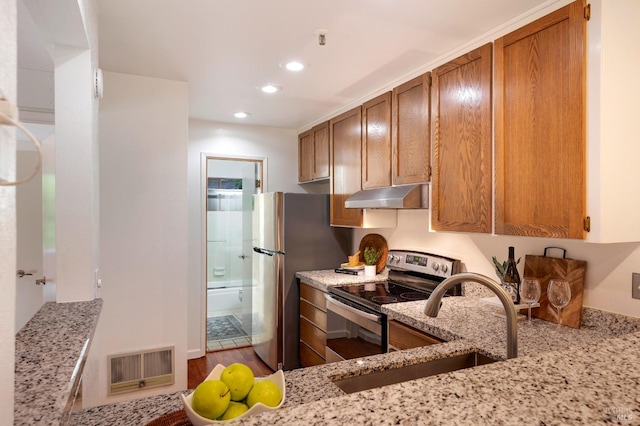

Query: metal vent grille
left=108, top=346, right=174, bottom=395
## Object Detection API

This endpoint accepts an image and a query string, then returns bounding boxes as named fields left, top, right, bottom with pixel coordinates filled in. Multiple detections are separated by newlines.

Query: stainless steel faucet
left=424, top=272, right=518, bottom=359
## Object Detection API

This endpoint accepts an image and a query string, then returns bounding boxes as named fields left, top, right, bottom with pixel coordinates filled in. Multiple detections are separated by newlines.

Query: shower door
left=240, top=162, right=257, bottom=335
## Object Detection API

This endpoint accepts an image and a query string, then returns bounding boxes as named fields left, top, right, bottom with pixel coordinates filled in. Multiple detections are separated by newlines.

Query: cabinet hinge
left=584, top=216, right=591, bottom=232
left=584, top=4, right=591, bottom=21
left=256, top=179, right=261, bottom=189
left=428, top=166, right=432, bottom=179
left=428, top=74, right=432, bottom=87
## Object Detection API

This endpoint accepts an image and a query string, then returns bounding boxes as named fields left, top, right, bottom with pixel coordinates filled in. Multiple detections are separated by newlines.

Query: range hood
left=344, top=184, right=428, bottom=209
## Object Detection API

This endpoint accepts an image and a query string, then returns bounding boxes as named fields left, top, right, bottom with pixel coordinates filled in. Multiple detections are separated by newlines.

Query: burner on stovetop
left=400, top=292, right=429, bottom=301
left=371, top=295, right=398, bottom=304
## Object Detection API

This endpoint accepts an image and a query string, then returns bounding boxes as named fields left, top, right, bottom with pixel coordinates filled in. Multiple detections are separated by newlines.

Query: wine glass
left=547, top=279, right=571, bottom=326
left=519, top=278, right=541, bottom=323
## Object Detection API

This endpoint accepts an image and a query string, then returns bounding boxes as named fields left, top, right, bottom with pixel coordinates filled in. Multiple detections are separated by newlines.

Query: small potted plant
left=363, top=246, right=381, bottom=277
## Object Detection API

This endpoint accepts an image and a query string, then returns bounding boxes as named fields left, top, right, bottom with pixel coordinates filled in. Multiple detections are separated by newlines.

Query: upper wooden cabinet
left=330, top=107, right=364, bottom=227
left=392, top=72, right=431, bottom=185
left=298, top=121, right=330, bottom=183
left=431, top=44, right=493, bottom=233
left=495, top=0, right=586, bottom=239
left=362, top=92, right=392, bottom=189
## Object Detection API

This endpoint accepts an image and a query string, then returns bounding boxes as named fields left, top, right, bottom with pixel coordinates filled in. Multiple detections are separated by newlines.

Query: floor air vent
left=108, top=346, right=174, bottom=395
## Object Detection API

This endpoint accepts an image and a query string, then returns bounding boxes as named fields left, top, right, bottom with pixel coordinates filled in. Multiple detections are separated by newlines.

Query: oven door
left=324, top=294, right=388, bottom=363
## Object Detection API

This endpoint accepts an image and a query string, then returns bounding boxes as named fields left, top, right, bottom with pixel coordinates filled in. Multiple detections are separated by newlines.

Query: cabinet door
left=362, top=92, right=392, bottom=189
left=392, top=72, right=431, bottom=185
left=330, top=107, right=363, bottom=227
left=298, top=122, right=329, bottom=182
left=388, top=320, right=443, bottom=351
left=495, top=0, right=586, bottom=239
left=312, top=122, right=330, bottom=180
left=298, top=129, right=314, bottom=182
left=299, top=282, right=327, bottom=366
left=431, top=44, right=493, bottom=233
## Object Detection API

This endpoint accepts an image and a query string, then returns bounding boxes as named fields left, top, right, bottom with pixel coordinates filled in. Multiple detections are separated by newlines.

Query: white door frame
left=199, top=153, right=267, bottom=354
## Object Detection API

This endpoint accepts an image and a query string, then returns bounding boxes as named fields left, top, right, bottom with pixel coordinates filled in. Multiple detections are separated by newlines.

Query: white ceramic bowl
left=181, top=364, right=285, bottom=425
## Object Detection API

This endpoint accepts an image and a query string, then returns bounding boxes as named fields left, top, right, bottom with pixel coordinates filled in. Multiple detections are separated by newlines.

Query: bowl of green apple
left=181, top=363, right=285, bottom=424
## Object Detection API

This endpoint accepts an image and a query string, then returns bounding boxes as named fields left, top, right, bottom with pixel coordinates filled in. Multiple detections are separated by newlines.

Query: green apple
left=218, top=401, right=249, bottom=420
left=192, top=379, right=231, bottom=420
left=220, top=363, right=255, bottom=401
left=246, top=380, right=282, bottom=408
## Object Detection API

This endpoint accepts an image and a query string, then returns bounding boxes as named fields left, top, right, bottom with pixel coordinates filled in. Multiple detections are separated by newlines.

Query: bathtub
left=207, top=285, right=242, bottom=317
left=207, top=279, right=242, bottom=290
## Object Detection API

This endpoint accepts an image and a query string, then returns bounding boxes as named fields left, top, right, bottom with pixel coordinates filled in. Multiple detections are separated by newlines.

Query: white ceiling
left=21, top=0, right=556, bottom=130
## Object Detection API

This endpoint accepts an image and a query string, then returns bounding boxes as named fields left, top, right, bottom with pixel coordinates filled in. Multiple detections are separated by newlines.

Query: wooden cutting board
left=523, top=247, right=587, bottom=328
left=358, top=233, right=388, bottom=273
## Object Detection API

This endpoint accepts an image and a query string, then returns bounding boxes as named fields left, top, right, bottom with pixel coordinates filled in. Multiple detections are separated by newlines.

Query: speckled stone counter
left=68, top=392, right=185, bottom=426
left=14, top=299, right=103, bottom=425
left=383, top=297, right=617, bottom=360
left=239, top=331, right=640, bottom=425
left=295, top=269, right=388, bottom=291
left=74, top=274, right=640, bottom=425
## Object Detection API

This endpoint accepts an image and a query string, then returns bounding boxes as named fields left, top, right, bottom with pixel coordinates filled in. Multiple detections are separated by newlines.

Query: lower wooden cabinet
left=299, top=341, right=325, bottom=367
left=299, top=282, right=327, bottom=367
left=388, top=320, right=443, bottom=351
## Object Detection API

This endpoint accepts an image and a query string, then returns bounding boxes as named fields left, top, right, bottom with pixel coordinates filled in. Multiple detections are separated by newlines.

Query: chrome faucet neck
left=424, top=272, right=518, bottom=359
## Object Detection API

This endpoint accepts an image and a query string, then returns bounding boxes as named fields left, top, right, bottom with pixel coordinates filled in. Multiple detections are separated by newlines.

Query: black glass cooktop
left=329, top=281, right=433, bottom=312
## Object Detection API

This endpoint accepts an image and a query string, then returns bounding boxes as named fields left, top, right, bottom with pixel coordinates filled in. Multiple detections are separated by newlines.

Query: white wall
left=187, top=120, right=300, bottom=357
left=354, top=210, right=640, bottom=317
left=0, top=0, right=17, bottom=421
left=586, top=0, right=640, bottom=243
left=82, top=71, right=189, bottom=407
left=54, top=46, right=98, bottom=302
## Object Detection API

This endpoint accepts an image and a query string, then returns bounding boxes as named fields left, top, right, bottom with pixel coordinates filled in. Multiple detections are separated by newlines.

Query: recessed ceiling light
left=261, top=84, right=282, bottom=94
left=234, top=112, right=250, bottom=119
left=284, top=61, right=305, bottom=72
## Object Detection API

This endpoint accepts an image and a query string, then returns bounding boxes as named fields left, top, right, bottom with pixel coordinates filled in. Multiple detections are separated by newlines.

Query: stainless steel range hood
left=344, top=184, right=428, bottom=209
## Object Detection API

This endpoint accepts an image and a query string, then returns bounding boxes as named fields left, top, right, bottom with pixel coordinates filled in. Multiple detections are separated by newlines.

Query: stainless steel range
left=325, top=250, right=462, bottom=362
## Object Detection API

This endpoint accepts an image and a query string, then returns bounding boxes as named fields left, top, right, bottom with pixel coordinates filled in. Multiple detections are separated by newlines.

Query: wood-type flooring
left=187, top=346, right=273, bottom=389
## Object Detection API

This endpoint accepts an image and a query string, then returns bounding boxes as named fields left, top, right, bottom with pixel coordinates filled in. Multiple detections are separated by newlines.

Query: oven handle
left=325, top=294, right=380, bottom=322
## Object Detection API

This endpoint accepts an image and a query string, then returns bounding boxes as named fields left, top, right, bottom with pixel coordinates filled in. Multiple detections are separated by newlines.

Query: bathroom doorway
left=205, top=156, right=263, bottom=351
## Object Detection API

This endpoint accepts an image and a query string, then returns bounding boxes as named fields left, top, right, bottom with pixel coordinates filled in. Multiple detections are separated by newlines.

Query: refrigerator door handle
left=253, top=247, right=285, bottom=256
left=253, top=247, right=273, bottom=256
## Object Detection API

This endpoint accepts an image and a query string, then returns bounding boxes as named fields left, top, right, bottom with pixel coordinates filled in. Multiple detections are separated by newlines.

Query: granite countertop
left=296, top=269, right=388, bottom=291
left=75, top=272, right=640, bottom=425
left=239, top=331, right=640, bottom=425
left=14, top=299, right=103, bottom=425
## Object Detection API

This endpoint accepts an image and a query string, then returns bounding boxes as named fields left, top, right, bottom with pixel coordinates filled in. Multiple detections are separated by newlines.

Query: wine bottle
left=503, top=246, right=521, bottom=304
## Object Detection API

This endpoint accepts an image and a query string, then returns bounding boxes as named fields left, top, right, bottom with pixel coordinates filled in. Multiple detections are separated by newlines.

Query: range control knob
left=387, top=254, right=394, bottom=264
left=393, top=255, right=401, bottom=264
left=441, top=264, right=449, bottom=274
left=431, top=262, right=440, bottom=272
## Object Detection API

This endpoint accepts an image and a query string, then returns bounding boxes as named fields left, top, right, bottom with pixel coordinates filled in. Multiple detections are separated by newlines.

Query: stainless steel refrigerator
left=252, top=192, right=351, bottom=371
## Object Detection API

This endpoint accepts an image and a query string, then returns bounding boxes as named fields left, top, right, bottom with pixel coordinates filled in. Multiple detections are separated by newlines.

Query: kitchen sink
left=332, top=351, right=497, bottom=394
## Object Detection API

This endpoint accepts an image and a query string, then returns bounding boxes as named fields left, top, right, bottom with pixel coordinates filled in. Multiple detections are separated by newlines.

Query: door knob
left=16, top=269, right=33, bottom=278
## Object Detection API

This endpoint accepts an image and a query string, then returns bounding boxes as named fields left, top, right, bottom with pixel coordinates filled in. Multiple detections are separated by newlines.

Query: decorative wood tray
left=358, top=233, right=388, bottom=273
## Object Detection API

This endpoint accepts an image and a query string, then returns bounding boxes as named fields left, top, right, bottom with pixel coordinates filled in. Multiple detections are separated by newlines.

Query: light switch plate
left=633, top=273, right=640, bottom=300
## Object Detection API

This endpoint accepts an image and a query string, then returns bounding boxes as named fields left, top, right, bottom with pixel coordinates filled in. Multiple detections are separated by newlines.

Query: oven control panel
left=386, top=250, right=460, bottom=279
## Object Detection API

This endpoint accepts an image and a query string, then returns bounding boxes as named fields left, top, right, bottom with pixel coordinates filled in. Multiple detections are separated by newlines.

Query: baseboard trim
left=187, top=348, right=205, bottom=360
